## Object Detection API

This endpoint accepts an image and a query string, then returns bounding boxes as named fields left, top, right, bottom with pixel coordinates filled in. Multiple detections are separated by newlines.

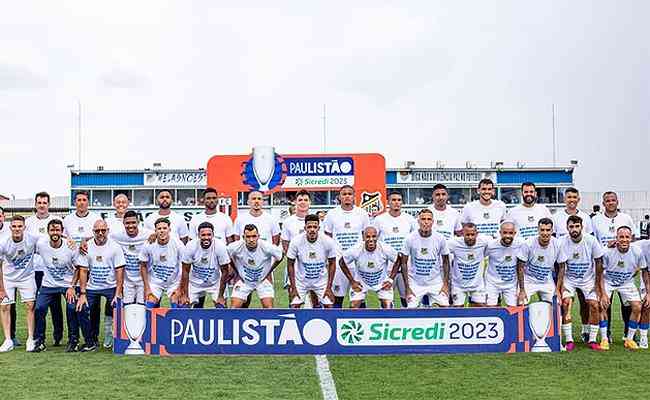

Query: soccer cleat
left=80, top=342, right=98, bottom=353
left=103, top=335, right=113, bottom=349
left=624, top=339, right=639, bottom=350
left=599, top=338, right=610, bottom=351
left=64, top=341, right=79, bottom=353
left=565, top=342, right=576, bottom=352
left=33, top=342, right=47, bottom=353
left=53, top=339, right=62, bottom=347
left=588, top=342, right=603, bottom=351
left=581, top=333, right=589, bottom=343
left=639, top=337, right=649, bottom=349
left=25, top=338, right=36, bottom=352
left=0, top=339, right=15, bottom=352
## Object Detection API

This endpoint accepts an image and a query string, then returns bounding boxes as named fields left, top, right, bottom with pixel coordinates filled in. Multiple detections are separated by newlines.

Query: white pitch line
left=305, top=296, right=339, bottom=400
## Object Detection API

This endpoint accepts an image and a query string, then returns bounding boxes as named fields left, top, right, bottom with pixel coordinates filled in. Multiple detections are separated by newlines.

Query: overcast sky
left=1, top=1, right=648, bottom=198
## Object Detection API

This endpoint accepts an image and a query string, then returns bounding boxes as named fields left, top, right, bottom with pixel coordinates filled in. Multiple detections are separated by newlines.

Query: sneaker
left=64, top=341, right=79, bottom=353
left=33, top=342, right=47, bottom=353
left=600, top=338, right=610, bottom=351
left=624, top=339, right=639, bottom=350
left=639, top=336, right=649, bottom=349
left=25, top=338, right=36, bottom=352
left=581, top=333, right=589, bottom=343
left=588, top=342, right=603, bottom=351
left=0, top=339, right=15, bottom=352
left=79, top=342, right=98, bottom=352
left=565, top=342, right=576, bottom=352
left=103, top=335, right=113, bottom=349
left=53, top=339, right=62, bottom=347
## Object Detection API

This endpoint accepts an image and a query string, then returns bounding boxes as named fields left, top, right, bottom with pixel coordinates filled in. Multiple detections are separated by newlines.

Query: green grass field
left=0, top=263, right=646, bottom=400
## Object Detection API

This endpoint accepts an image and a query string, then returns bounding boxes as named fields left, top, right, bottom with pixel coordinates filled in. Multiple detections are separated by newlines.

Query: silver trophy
left=124, top=303, right=146, bottom=355
left=528, top=301, right=552, bottom=352
left=252, top=146, right=276, bottom=192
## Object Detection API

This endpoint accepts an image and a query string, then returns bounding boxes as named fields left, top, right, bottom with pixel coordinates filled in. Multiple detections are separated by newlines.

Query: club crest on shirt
left=617, top=260, right=625, bottom=268
left=483, top=212, right=490, bottom=220
left=247, top=258, right=255, bottom=266
left=467, top=253, right=475, bottom=261
left=160, top=255, right=167, bottom=262
left=51, top=257, right=59, bottom=265
left=39, top=227, right=46, bottom=234
left=344, top=222, right=351, bottom=229
left=537, top=255, right=545, bottom=262
left=436, top=219, right=444, bottom=226
left=420, top=248, right=428, bottom=255
left=96, top=255, right=103, bottom=262
left=573, top=252, right=580, bottom=259
left=78, top=226, right=84, bottom=232
left=527, top=216, right=535, bottom=222
left=609, top=225, right=615, bottom=232
left=200, top=257, right=209, bottom=264
left=309, top=251, right=317, bottom=259
left=505, top=255, right=512, bottom=262
left=17, top=249, right=25, bottom=257
left=128, top=245, right=136, bottom=251
left=392, top=226, right=400, bottom=233
left=367, top=261, right=375, bottom=269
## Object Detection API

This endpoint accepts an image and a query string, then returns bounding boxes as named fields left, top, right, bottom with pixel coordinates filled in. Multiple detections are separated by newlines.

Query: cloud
left=99, top=67, right=151, bottom=90
left=0, top=63, right=47, bottom=90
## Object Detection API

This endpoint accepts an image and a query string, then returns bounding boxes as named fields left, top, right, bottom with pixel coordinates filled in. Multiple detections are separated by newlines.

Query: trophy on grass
left=252, top=146, right=276, bottom=192
left=124, top=303, right=146, bottom=355
left=528, top=301, right=552, bottom=352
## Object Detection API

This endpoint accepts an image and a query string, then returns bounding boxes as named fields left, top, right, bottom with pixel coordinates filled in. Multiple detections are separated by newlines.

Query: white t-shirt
left=602, top=246, right=646, bottom=287
left=506, top=204, right=552, bottom=240
left=234, top=211, right=280, bottom=242
left=77, top=240, right=126, bottom=291
left=553, top=209, right=594, bottom=237
left=485, top=238, right=526, bottom=288
left=35, top=238, right=79, bottom=288
left=323, top=206, right=370, bottom=256
left=517, top=237, right=567, bottom=285
left=342, top=242, right=398, bottom=291
left=281, top=215, right=306, bottom=244
left=447, top=236, right=488, bottom=290
left=110, top=229, right=153, bottom=284
left=0, top=235, right=38, bottom=282
left=63, top=211, right=103, bottom=243
left=188, top=211, right=234, bottom=244
left=429, top=206, right=462, bottom=239
left=286, top=233, right=337, bottom=286
left=592, top=212, right=636, bottom=246
left=138, top=239, right=185, bottom=288
left=373, top=212, right=418, bottom=253
left=183, top=239, right=231, bottom=288
left=461, top=200, right=507, bottom=238
left=400, top=231, right=450, bottom=286
left=144, top=211, right=190, bottom=241
left=25, top=214, right=59, bottom=272
left=560, top=234, right=604, bottom=286
left=227, top=240, right=283, bottom=285
left=0, top=223, right=9, bottom=242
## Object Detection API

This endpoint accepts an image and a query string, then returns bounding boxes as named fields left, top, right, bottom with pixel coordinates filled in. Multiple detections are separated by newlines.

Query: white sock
left=626, top=327, right=637, bottom=341
left=589, top=325, right=599, bottom=343
left=562, top=323, right=573, bottom=343
left=640, top=329, right=648, bottom=340
left=600, top=326, right=608, bottom=340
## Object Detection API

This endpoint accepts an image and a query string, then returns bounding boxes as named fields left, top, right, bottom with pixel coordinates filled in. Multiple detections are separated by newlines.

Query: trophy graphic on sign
left=124, top=303, right=146, bottom=355
left=252, top=146, right=276, bottom=192
left=528, top=301, right=552, bottom=352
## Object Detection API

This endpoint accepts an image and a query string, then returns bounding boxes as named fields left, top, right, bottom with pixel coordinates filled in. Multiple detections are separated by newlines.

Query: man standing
left=374, top=191, right=417, bottom=307
left=448, top=223, right=488, bottom=307
left=429, top=184, right=463, bottom=239
left=287, top=214, right=337, bottom=309
left=507, top=182, right=552, bottom=240
left=77, top=220, right=125, bottom=352
left=553, top=187, right=593, bottom=238
left=63, top=191, right=103, bottom=244
left=25, top=192, right=63, bottom=346
left=228, top=224, right=283, bottom=308
left=234, top=191, right=280, bottom=243
left=461, top=179, right=507, bottom=238
left=144, top=190, right=189, bottom=244
left=323, top=185, right=370, bottom=308
left=189, top=188, right=235, bottom=244
left=640, top=215, right=650, bottom=240
left=558, top=215, right=605, bottom=351
left=0, top=216, right=38, bottom=352
left=339, top=226, right=399, bottom=309
left=401, top=209, right=451, bottom=308
left=105, top=193, right=131, bottom=235
left=485, top=222, right=524, bottom=306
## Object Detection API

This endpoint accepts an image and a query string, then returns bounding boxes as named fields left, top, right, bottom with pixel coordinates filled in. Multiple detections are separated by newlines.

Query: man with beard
left=461, top=179, right=507, bottom=238
left=144, top=190, right=189, bottom=244
left=558, top=215, right=605, bottom=351
left=429, top=184, right=463, bottom=240
left=448, top=223, right=489, bottom=307
left=485, top=222, right=525, bottom=306
left=507, top=182, right=552, bottom=240
left=189, top=188, right=235, bottom=244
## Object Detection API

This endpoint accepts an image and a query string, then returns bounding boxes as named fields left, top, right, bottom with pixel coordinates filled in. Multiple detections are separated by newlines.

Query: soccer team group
left=0, top=180, right=648, bottom=354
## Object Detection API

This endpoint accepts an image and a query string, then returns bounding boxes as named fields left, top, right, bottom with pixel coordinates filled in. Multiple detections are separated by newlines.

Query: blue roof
left=71, top=173, right=143, bottom=187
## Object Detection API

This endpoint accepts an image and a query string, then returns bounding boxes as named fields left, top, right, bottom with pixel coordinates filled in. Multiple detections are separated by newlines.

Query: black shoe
left=65, top=341, right=79, bottom=353
left=581, top=333, right=589, bottom=343
left=12, top=338, right=22, bottom=347
left=79, top=342, right=98, bottom=352
left=53, top=339, right=62, bottom=347
left=33, top=342, right=47, bottom=353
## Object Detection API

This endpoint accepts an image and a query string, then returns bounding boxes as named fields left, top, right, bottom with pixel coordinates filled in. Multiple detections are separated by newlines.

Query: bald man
left=105, top=193, right=132, bottom=235
left=76, top=220, right=125, bottom=352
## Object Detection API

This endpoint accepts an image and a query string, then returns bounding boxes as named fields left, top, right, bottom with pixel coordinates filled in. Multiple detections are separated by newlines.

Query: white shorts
left=332, top=258, right=350, bottom=297
left=562, top=280, right=598, bottom=302
left=523, top=280, right=555, bottom=303
left=407, top=281, right=449, bottom=308
left=1, top=278, right=37, bottom=305
left=189, top=282, right=223, bottom=303
left=451, top=287, right=487, bottom=306
left=349, top=285, right=394, bottom=302
left=291, top=281, right=333, bottom=306
left=149, top=281, right=180, bottom=302
left=605, top=282, right=641, bottom=305
left=123, top=280, right=144, bottom=304
left=485, top=281, right=518, bottom=306
left=231, top=279, right=274, bottom=301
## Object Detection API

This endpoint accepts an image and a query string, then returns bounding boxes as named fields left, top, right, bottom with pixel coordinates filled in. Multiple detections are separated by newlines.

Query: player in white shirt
left=180, top=222, right=232, bottom=307
left=516, top=218, right=567, bottom=304
left=234, top=191, right=280, bottom=243
left=461, top=178, right=507, bottom=238
left=448, top=223, right=488, bottom=307
left=401, top=209, right=451, bottom=308
left=189, top=188, right=235, bottom=244
left=507, top=182, right=552, bottom=240
left=591, top=191, right=636, bottom=340
left=429, top=184, right=463, bottom=239
left=598, top=226, right=648, bottom=350
left=104, top=193, right=131, bottom=235
left=0, top=208, right=9, bottom=242
left=287, top=214, right=338, bottom=308
left=339, top=226, right=400, bottom=308
left=139, top=218, right=186, bottom=308
left=557, top=215, right=605, bottom=351
left=553, top=187, right=593, bottom=238
left=63, top=191, right=103, bottom=244
left=228, top=224, right=283, bottom=308
left=0, top=216, right=38, bottom=352
left=76, top=219, right=125, bottom=351
left=324, top=185, right=370, bottom=308
left=143, top=189, right=190, bottom=244
left=374, top=191, right=418, bottom=307
left=485, top=222, right=525, bottom=306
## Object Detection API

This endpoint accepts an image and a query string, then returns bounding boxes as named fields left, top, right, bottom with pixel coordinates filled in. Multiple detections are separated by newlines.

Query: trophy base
left=531, top=341, right=552, bottom=352
left=125, top=345, right=145, bottom=355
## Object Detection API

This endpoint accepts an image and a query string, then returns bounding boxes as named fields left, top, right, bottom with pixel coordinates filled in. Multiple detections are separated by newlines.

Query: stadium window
left=177, top=189, right=196, bottom=206
left=536, top=187, right=558, bottom=204
left=329, top=190, right=340, bottom=205
left=312, top=191, right=329, bottom=206
left=91, top=190, right=111, bottom=207
left=134, top=189, right=154, bottom=207
left=272, top=191, right=296, bottom=206
left=448, top=188, right=470, bottom=205
left=409, top=188, right=433, bottom=205
left=500, top=187, right=521, bottom=204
